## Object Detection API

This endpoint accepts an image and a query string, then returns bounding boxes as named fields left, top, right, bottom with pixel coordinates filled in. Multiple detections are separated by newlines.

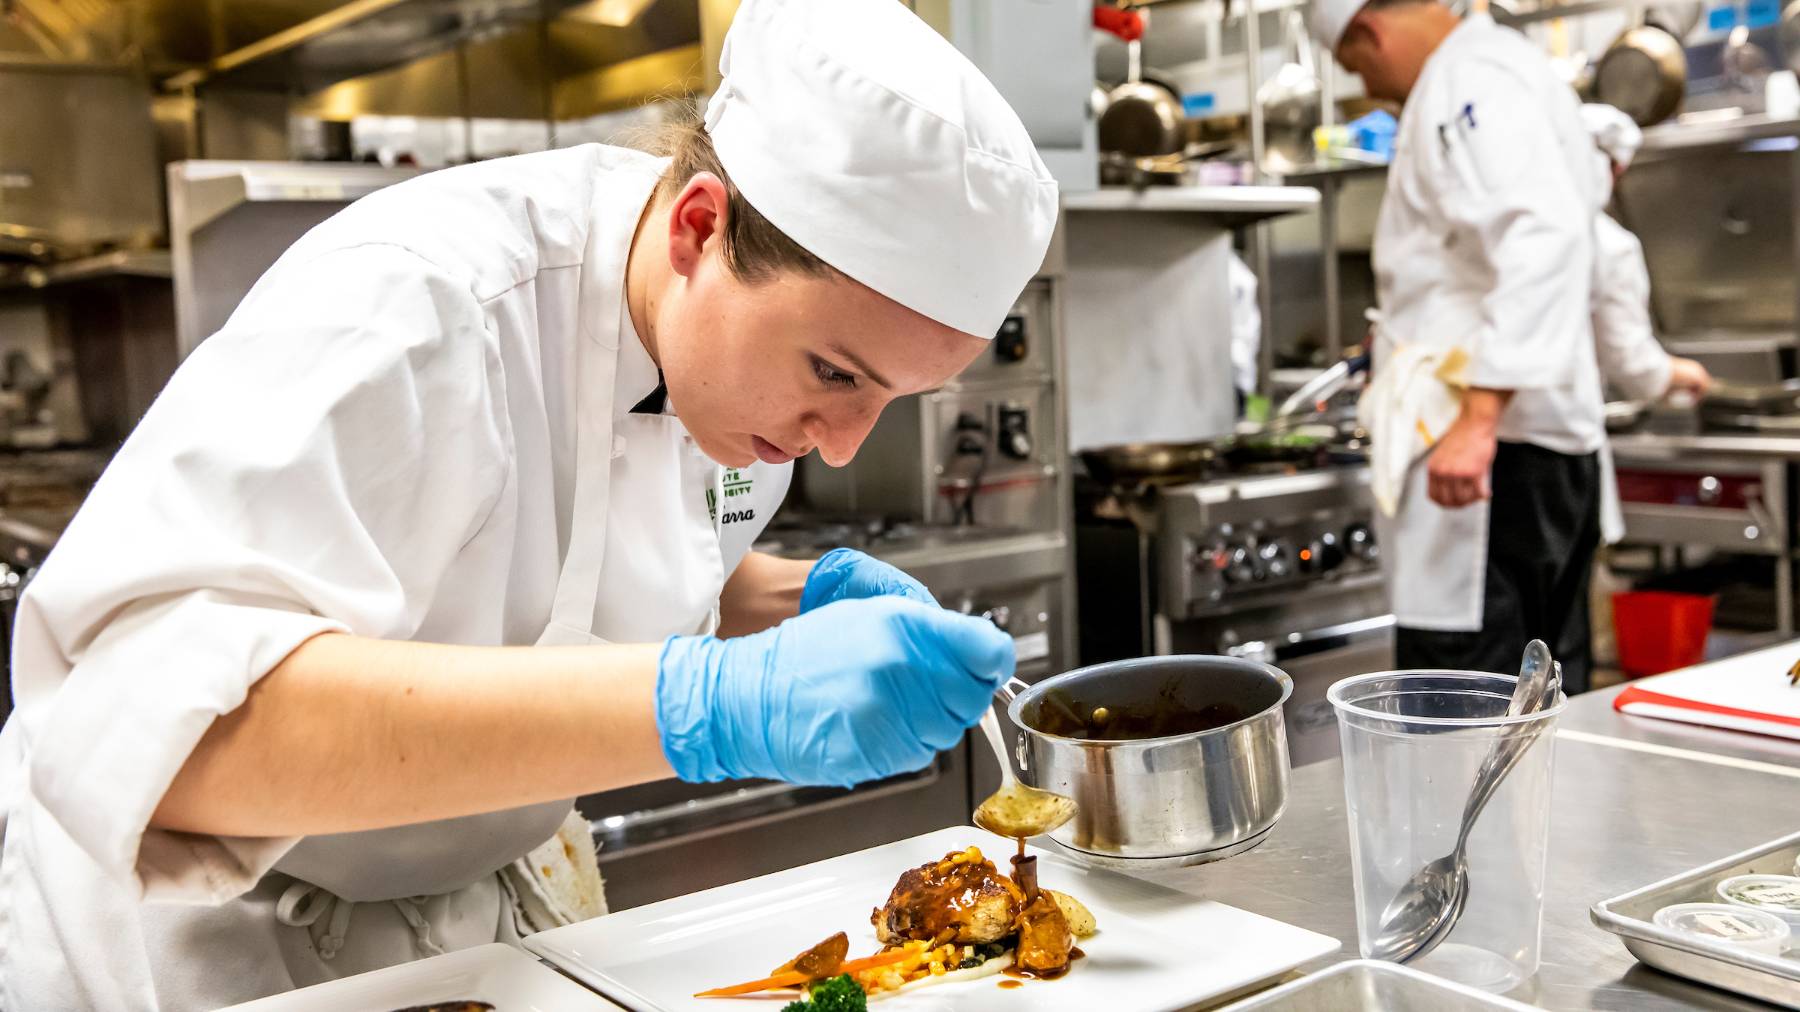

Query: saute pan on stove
left=1078, top=419, right=1350, bottom=487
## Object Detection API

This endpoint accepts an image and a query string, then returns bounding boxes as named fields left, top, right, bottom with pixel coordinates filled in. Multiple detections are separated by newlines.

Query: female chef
left=0, top=1, right=1058, bottom=1008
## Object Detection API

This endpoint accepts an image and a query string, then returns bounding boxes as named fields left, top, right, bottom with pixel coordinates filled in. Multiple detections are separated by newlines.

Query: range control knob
left=958, top=597, right=1013, bottom=633
left=1258, top=540, right=1294, bottom=579
left=1314, top=531, right=1346, bottom=571
left=1193, top=541, right=1228, bottom=572
left=1345, top=523, right=1378, bottom=562
left=1221, top=543, right=1258, bottom=584
left=1298, top=540, right=1325, bottom=573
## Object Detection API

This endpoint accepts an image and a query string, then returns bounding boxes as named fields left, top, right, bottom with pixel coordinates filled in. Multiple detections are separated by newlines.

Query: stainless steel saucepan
left=998, top=655, right=1293, bottom=864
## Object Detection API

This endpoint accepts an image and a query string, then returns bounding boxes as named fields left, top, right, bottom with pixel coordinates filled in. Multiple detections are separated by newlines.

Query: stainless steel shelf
left=0, top=248, right=171, bottom=291
left=1062, top=184, right=1321, bottom=226
left=168, top=160, right=420, bottom=354
left=1636, top=112, right=1800, bottom=160
left=1279, top=159, right=1390, bottom=184
left=1492, top=0, right=1710, bottom=29
left=169, top=160, right=420, bottom=234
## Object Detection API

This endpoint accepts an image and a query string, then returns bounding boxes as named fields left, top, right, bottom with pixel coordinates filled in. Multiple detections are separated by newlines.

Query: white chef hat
left=703, top=0, right=1058, bottom=339
left=1580, top=102, right=1643, bottom=169
left=1308, top=0, right=1372, bottom=51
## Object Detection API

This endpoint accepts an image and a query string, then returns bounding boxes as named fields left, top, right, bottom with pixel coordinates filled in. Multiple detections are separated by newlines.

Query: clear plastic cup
left=1328, top=670, right=1565, bottom=993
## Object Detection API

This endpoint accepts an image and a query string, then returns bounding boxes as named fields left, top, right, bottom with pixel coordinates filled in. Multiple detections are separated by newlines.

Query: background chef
left=1581, top=101, right=1712, bottom=435
left=1309, top=0, right=1705, bottom=692
left=0, top=1, right=1057, bottom=1009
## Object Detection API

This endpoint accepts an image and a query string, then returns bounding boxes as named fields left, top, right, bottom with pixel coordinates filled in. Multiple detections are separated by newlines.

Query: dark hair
left=650, top=111, right=838, bottom=284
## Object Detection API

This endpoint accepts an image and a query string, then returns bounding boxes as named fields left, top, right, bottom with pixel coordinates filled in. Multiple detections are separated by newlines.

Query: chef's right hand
left=655, top=597, right=1014, bottom=788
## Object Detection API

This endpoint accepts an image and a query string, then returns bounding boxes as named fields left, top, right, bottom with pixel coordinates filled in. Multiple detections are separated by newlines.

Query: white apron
left=0, top=145, right=790, bottom=1011
left=1370, top=15, right=1608, bottom=631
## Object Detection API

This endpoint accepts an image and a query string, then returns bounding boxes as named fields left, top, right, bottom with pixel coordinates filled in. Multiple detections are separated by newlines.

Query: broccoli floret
left=780, top=974, right=867, bottom=1012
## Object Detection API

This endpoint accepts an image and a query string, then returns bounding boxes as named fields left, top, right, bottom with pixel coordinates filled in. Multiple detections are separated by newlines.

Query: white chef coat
left=1589, top=212, right=1675, bottom=544
left=1370, top=14, right=1610, bottom=630
left=0, top=144, right=791, bottom=1010
left=1591, top=214, right=1674, bottom=404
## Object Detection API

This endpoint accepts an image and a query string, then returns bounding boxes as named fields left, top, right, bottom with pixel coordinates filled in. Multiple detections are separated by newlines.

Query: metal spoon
left=972, top=708, right=1077, bottom=841
left=1365, top=641, right=1561, bottom=964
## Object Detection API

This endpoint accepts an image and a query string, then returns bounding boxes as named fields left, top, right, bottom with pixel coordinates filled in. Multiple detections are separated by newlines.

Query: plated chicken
left=699, top=845, right=1097, bottom=1004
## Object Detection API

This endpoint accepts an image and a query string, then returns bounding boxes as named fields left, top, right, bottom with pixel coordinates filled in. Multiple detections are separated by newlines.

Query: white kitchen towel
left=1358, top=331, right=1471, bottom=517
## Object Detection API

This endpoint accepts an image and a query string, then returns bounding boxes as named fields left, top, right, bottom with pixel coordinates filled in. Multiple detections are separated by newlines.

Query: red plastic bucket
left=1611, top=591, right=1716, bottom=678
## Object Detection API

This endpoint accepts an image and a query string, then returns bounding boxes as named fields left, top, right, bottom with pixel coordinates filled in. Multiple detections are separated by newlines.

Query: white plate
left=525, top=826, right=1341, bottom=1012
left=218, top=942, right=625, bottom=1011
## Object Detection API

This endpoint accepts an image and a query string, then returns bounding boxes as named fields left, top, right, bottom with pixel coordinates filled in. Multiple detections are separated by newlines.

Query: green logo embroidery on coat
left=708, top=468, right=756, bottom=524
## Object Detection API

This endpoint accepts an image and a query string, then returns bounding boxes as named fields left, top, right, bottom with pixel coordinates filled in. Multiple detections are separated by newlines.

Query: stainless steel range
left=1077, top=459, right=1392, bottom=766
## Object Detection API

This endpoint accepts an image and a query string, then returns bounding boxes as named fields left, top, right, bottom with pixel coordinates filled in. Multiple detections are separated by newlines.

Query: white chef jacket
left=1589, top=212, right=1675, bottom=544
left=1591, top=214, right=1674, bottom=404
left=0, top=144, right=791, bottom=1010
left=1370, top=14, right=1611, bottom=630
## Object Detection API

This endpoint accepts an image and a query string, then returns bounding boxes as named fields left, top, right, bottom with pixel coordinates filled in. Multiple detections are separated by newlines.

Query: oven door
left=1226, top=615, right=1395, bottom=767
left=579, top=745, right=969, bottom=911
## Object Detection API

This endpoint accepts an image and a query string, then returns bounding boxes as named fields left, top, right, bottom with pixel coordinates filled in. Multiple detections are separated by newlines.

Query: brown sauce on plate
left=997, top=946, right=1083, bottom=987
left=1002, top=962, right=1071, bottom=982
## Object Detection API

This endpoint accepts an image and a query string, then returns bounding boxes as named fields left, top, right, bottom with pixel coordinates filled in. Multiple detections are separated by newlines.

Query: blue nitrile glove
left=799, top=547, right=936, bottom=612
left=656, top=596, right=1014, bottom=787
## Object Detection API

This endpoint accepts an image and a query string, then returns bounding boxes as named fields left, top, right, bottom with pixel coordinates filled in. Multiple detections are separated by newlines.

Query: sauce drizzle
left=1001, top=962, right=1071, bottom=982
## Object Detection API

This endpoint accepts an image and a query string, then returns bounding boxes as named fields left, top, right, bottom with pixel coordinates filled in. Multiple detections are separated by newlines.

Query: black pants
left=1395, top=441, right=1602, bottom=695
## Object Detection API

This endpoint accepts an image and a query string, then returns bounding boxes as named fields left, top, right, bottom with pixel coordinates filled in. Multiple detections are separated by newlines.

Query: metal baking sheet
left=1591, top=830, right=1800, bottom=1009
left=1218, top=959, right=1537, bottom=1010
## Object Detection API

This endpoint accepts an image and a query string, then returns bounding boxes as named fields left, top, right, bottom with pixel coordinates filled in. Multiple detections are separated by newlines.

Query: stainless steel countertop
left=1127, top=688, right=1800, bottom=1010
left=1560, top=682, right=1800, bottom=771
left=1610, top=431, right=1800, bottom=461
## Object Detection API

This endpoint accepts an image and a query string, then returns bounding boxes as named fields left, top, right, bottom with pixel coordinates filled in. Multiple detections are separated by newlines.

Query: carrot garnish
left=695, top=946, right=921, bottom=998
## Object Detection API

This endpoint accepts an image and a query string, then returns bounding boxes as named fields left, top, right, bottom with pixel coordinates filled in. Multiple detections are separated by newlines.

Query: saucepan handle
left=990, top=676, right=1034, bottom=777
left=995, top=675, right=1031, bottom=707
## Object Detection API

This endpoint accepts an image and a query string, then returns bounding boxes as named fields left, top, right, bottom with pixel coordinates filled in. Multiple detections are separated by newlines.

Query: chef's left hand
left=1666, top=356, right=1713, bottom=399
left=1427, top=414, right=1498, bottom=508
left=800, top=547, right=935, bottom=612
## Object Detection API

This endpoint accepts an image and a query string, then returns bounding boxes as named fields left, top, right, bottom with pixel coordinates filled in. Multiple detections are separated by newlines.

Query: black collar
left=629, top=371, right=668, bottom=415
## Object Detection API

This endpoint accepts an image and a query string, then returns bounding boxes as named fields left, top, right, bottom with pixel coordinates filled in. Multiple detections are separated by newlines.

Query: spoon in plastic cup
left=1364, top=640, right=1560, bottom=963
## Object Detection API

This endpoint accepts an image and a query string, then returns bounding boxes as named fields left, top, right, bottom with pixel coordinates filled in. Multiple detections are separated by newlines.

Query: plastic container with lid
left=1654, top=902, right=1790, bottom=956
left=1717, top=874, right=1800, bottom=931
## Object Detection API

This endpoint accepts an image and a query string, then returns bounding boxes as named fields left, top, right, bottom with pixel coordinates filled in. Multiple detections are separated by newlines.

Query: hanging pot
left=1594, top=24, right=1687, bottom=126
left=1258, top=9, right=1322, bottom=174
left=1098, top=10, right=1185, bottom=158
